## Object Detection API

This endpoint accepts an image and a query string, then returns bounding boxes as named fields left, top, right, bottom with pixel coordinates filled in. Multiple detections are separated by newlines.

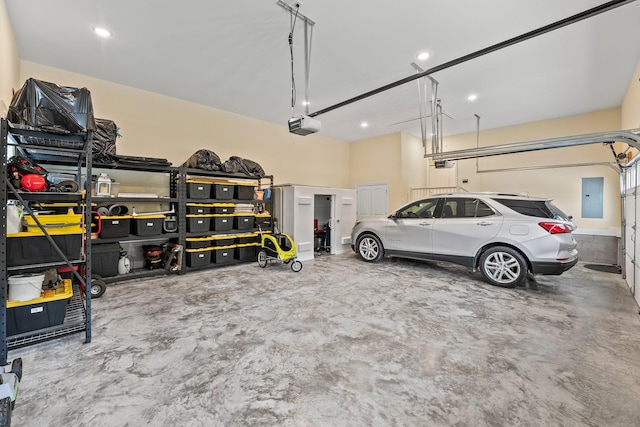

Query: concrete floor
left=9, top=253, right=640, bottom=426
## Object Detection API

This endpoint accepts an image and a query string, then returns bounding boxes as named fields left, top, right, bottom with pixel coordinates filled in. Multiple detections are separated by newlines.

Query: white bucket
left=8, top=274, right=44, bottom=302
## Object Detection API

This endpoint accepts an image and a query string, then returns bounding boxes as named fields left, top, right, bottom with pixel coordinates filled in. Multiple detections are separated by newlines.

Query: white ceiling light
left=467, top=94, right=478, bottom=102
left=301, top=100, right=310, bottom=106
left=416, top=51, right=430, bottom=61
left=360, top=122, right=369, bottom=128
left=93, top=27, right=112, bottom=38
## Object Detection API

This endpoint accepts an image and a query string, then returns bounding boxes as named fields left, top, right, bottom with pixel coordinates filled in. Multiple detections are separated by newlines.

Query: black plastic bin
left=186, top=248, right=212, bottom=267
left=100, top=215, right=132, bottom=239
left=235, top=184, right=255, bottom=200
left=212, top=183, right=234, bottom=200
left=91, top=243, right=120, bottom=277
left=186, top=180, right=211, bottom=199
left=212, top=215, right=233, bottom=231
left=8, top=233, right=82, bottom=267
left=132, top=215, right=164, bottom=236
left=187, top=215, right=211, bottom=233
left=212, top=246, right=235, bottom=264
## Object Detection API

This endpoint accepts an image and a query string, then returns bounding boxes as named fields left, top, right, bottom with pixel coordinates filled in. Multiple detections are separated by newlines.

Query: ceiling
left=5, top=0, right=640, bottom=142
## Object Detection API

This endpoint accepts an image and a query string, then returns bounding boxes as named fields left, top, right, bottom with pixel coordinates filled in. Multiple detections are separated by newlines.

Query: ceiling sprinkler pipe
left=308, top=0, right=636, bottom=118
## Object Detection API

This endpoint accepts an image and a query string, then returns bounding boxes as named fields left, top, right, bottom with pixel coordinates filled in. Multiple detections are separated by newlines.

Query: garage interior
left=1, top=0, right=640, bottom=425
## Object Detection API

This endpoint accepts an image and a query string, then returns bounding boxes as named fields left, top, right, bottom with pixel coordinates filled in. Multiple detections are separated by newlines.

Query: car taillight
left=539, top=221, right=572, bottom=234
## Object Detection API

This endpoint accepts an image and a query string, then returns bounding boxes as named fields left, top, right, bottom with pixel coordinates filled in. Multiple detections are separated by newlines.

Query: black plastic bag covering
left=8, top=78, right=96, bottom=134
left=111, top=154, right=171, bottom=167
left=92, top=118, right=119, bottom=164
left=183, top=149, right=222, bottom=171
left=222, top=156, right=265, bottom=177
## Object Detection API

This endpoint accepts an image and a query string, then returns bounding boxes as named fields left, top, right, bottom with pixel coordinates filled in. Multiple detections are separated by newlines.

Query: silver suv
left=351, top=193, right=578, bottom=287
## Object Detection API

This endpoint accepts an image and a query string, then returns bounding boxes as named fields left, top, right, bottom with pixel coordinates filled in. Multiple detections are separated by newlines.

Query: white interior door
left=356, top=183, right=388, bottom=219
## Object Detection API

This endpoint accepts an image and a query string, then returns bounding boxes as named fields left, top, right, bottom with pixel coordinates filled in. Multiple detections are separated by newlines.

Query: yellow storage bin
left=24, top=212, right=83, bottom=234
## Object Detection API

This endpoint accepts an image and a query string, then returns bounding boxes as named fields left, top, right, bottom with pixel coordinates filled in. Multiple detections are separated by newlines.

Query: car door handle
left=477, top=221, right=492, bottom=226
left=419, top=222, right=432, bottom=226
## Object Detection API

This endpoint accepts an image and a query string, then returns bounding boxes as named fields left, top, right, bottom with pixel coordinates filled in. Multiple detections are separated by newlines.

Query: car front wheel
left=356, top=234, right=384, bottom=263
left=479, top=246, right=527, bottom=288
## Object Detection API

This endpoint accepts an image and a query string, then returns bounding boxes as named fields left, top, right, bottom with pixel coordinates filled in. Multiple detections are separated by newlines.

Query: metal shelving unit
left=88, top=165, right=179, bottom=283
left=177, top=166, right=274, bottom=272
left=1, top=118, right=93, bottom=364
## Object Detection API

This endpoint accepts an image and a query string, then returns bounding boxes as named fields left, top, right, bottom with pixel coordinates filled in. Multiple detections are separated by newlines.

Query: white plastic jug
left=7, top=200, right=22, bottom=234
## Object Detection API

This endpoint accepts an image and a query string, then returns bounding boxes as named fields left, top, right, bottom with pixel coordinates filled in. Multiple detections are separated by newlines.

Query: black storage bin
left=91, top=243, right=120, bottom=277
left=186, top=204, right=211, bottom=214
left=255, top=215, right=272, bottom=229
left=235, top=184, right=255, bottom=200
left=212, top=246, right=234, bottom=264
left=187, top=181, right=211, bottom=199
left=213, top=183, right=234, bottom=200
left=186, top=249, right=212, bottom=267
left=211, top=236, right=235, bottom=247
left=211, top=203, right=235, bottom=214
left=212, top=215, right=233, bottom=231
left=235, top=233, right=259, bottom=245
left=7, top=299, right=67, bottom=336
left=100, top=215, right=132, bottom=239
left=187, top=215, right=211, bottom=233
left=8, top=233, right=82, bottom=267
left=235, top=244, right=257, bottom=261
left=132, top=215, right=164, bottom=236
left=186, top=238, right=212, bottom=249
left=234, top=214, right=255, bottom=230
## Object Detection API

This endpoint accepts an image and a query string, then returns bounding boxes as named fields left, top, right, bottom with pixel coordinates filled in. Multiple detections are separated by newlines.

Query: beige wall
left=622, top=59, right=640, bottom=130
left=348, top=133, right=403, bottom=210
left=440, top=108, right=623, bottom=233
left=19, top=61, right=351, bottom=188
left=400, top=133, right=428, bottom=201
left=0, top=0, right=20, bottom=111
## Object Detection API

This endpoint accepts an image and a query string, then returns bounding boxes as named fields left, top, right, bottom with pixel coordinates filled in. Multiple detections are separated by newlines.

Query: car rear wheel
left=356, top=234, right=384, bottom=263
left=479, top=246, right=527, bottom=288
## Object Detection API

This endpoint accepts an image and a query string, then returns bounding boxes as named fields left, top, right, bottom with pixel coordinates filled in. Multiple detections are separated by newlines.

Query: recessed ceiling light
left=417, top=51, right=430, bottom=61
left=301, top=100, right=310, bottom=106
left=94, top=27, right=112, bottom=38
left=467, top=94, right=478, bottom=102
left=360, top=122, right=369, bottom=128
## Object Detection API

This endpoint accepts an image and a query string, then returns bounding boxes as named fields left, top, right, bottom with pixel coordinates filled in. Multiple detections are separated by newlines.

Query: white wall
left=273, top=185, right=356, bottom=262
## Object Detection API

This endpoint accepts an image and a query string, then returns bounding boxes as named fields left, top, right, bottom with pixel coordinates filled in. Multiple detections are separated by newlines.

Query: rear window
left=492, top=198, right=555, bottom=219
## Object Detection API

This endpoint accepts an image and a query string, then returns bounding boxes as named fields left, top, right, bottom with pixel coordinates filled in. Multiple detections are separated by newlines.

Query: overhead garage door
left=623, top=164, right=640, bottom=306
